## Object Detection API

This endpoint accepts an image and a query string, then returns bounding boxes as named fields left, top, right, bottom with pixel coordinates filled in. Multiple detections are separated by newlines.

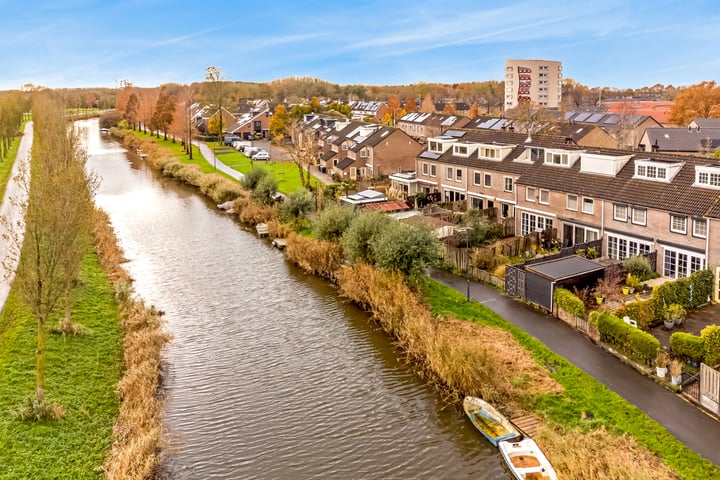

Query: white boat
left=498, top=436, right=558, bottom=480
left=463, top=396, right=522, bottom=446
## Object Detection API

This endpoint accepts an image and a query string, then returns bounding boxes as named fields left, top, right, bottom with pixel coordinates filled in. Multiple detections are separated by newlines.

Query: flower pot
left=622, top=287, right=629, bottom=295
left=656, top=366, right=667, bottom=377
left=674, top=317, right=684, bottom=326
left=663, top=320, right=675, bottom=329
left=671, top=374, right=682, bottom=385
left=596, top=296, right=604, bottom=305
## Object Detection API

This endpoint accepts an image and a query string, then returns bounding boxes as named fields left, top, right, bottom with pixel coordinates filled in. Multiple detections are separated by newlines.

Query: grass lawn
left=0, top=252, right=123, bottom=479
left=132, top=131, right=316, bottom=194
left=421, top=278, right=720, bottom=480
left=0, top=122, right=27, bottom=204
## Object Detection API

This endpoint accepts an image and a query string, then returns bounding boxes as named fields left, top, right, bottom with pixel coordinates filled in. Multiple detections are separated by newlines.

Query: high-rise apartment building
left=504, top=59, right=562, bottom=111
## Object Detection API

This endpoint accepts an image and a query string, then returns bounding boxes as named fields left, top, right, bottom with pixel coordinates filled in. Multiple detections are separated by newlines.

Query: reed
left=92, top=206, right=171, bottom=480
left=233, top=197, right=279, bottom=225
left=285, top=232, right=343, bottom=281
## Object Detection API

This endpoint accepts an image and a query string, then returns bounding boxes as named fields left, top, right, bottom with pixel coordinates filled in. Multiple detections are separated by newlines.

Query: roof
left=361, top=200, right=410, bottom=212
left=525, top=255, right=604, bottom=281
left=691, top=118, right=720, bottom=129
left=602, top=101, right=673, bottom=125
left=642, top=127, right=720, bottom=152
left=335, top=157, right=355, bottom=170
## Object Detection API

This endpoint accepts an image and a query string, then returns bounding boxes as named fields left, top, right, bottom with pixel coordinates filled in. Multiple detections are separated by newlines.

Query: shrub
left=614, top=299, right=655, bottom=330
left=625, top=273, right=641, bottom=290
left=99, top=110, right=121, bottom=129
left=664, top=303, right=686, bottom=321
left=241, top=167, right=268, bottom=191
left=341, top=211, right=393, bottom=264
left=623, top=255, right=653, bottom=279
left=280, top=188, right=315, bottom=222
left=701, top=325, right=720, bottom=367
left=670, top=332, right=706, bottom=363
left=553, top=288, right=585, bottom=319
left=596, top=312, right=658, bottom=363
left=314, top=203, right=357, bottom=241
left=252, top=175, right=278, bottom=205
left=369, top=220, right=441, bottom=279
left=628, top=329, right=660, bottom=363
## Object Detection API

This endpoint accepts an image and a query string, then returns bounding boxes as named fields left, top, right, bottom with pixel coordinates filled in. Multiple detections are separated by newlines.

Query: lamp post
left=457, top=227, right=472, bottom=301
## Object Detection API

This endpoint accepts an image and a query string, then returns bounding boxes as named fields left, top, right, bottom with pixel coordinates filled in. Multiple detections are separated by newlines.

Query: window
left=613, top=204, right=628, bottom=221
left=545, top=152, right=568, bottom=165
left=360, top=149, right=368, bottom=158
left=670, top=214, right=687, bottom=234
left=484, top=173, right=492, bottom=188
left=422, top=163, right=428, bottom=175
left=456, top=169, right=462, bottom=182
left=471, top=197, right=484, bottom=209
left=342, top=143, right=348, bottom=151
left=446, top=167, right=453, bottom=180
left=504, top=177, right=513, bottom=192
left=697, top=168, right=720, bottom=188
left=429, top=141, right=442, bottom=152
left=636, top=162, right=668, bottom=180
left=663, top=248, right=705, bottom=279
left=430, top=164, right=436, bottom=177
left=631, top=207, right=647, bottom=226
left=473, top=171, right=481, bottom=186
left=481, top=147, right=498, bottom=159
left=501, top=203, right=513, bottom=219
left=582, top=197, right=594, bottom=214
left=454, top=145, right=468, bottom=156
left=566, top=194, right=578, bottom=211
left=526, top=187, right=537, bottom=202
left=520, top=212, right=553, bottom=235
left=693, top=218, right=707, bottom=238
left=539, top=189, right=549, bottom=205
left=606, top=234, right=652, bottom=261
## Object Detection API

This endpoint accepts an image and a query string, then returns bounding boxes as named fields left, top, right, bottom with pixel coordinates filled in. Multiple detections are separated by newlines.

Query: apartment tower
left=504, top=59, right=562, bottom=111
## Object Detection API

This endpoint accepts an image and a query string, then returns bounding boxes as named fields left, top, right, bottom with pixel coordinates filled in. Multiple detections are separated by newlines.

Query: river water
left=79, top=119, right=504, bottom=479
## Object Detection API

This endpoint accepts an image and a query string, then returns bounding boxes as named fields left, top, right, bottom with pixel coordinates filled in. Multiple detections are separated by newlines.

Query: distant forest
left=4, top=77, right=684, bottom=114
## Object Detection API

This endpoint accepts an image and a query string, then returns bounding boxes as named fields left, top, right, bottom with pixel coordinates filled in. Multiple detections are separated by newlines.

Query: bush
left=280, top=188, right=315, bottom=222
left=241, top=167, right=268, bottom=191
left=622, top=255, right=653, bottom=279
left=99, top=110, right=121, bottom=129
left=252, top=175, right=278, bottom=205
left=596, top=312, right=658, bottom=363
left=701, top=325, right=720, bottom=367
left=369, top=221, right=441, bottom=279
left=628, top=329, right=660, bottom=363
left=314, top=203, right=357, bottom=241
left=614, top=299, right=655, bottom=330
left=341, top=211, right=393, bottom=264
left=553, top=287, right=585, bottom=319
left=670, top=332, right=706, bottom=363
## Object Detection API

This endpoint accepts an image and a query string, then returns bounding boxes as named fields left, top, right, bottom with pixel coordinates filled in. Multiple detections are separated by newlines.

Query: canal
left=80, top=119, right=505, bottom=479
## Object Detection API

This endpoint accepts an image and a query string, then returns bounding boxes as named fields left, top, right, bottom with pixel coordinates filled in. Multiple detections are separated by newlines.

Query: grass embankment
left=130, top=129, right=314, bottom=193
left=0, top=208, right=168, bottom=479
left=111, top=126, right=718, bottom=479
left=0, top=121, right=27, bottom=203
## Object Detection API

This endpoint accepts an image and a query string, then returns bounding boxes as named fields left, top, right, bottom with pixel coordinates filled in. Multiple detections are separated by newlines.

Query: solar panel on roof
left=574, top=112, right=591, bottom=122
left=563, top=111, right=574, bottom=120
left=441, top=116, right=457, bottom=126
left=603, top=115, right=620, bottom=125
left=587, top=113, right=604, bottom=123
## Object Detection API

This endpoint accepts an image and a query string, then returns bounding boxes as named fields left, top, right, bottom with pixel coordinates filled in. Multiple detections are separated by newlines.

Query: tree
left=153, top=90, right=176, bottom=140
left=203, top=66, right=229, bottom=140
left=269, top=104, right=289, bottom=142
left=279, top=188, right=315, bottom=222
left=386, top=94, right=401, bottom=125
left=124, top=92, right=139, bottom=130
left=313, top=203, right=357, bottom=241
left=420, top=93, right=435, bottom=113
left=369, top=220, right=441, bottom=279
left=669, top=81, right=720, bottom=126
left=405, top=95, right=417, bottom=112
left=341, top=211, right=393, bottom=264
left=441, top=102, right=457, bottom=114
left=286, top=131, right=316, bottom=190
left=252, top=174, right=278, bottom=205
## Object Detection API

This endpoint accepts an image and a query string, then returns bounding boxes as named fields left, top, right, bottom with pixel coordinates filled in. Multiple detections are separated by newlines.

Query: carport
left=524, top=255, right=605, bottom=311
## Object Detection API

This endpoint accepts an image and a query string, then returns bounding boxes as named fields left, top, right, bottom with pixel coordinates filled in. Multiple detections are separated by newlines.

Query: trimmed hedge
left=670, top=332, right=706, bottom=364
left=701, top=325, right=720, bottom=367
left=597, top=312, right=659, bottom=364
left=655, top=269, right=713, bottom=310
left=553, top=287, right=585, bottom=319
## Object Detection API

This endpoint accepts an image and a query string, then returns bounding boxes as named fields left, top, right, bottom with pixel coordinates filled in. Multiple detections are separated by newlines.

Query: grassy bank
left=0, top=252, right=123, bottom=479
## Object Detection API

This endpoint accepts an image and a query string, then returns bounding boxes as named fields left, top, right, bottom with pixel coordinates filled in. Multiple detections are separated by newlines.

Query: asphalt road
left=0, top=122, right=32, bottom=315
left=430, top=268, right=720, bottom=466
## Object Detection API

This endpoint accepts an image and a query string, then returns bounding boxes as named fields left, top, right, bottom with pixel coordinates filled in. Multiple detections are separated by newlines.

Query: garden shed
left=523, top=255, right=605, bottom=311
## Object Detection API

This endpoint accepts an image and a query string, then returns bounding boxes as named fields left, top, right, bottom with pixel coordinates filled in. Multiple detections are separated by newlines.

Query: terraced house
left=400, top=128, right=720, bottom=279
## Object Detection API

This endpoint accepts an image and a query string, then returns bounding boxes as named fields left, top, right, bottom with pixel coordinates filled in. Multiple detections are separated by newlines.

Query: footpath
left=430, top=268, right=720, bottom=465
left=0, top=122, right=33, bottom=315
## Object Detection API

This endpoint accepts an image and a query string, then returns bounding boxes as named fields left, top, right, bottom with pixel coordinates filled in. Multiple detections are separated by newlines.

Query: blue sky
left=4, top=0, right=719, bottom=91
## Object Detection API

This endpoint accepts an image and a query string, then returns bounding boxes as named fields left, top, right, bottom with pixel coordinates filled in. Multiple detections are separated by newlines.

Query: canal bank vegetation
left=0, top=96, right=169, bottom=479
left=0, top=91, right=29, bottom=201
left=114, top=124, right=719, bottom=479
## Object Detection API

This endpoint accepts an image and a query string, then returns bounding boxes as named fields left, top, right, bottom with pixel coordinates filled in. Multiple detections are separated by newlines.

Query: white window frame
left=503, top=176, right=513, bottom=193
left=359, top=149, right=368, bottom=158
left=342, top=143, right=349, bottom=151
left=484, top=173, right=492, bottom=188
left=453, top=145, right=469, bottom=156
left=430, top=164, right=436, bottom=177
left=670, top=214, right=687, bottom=234
left=455, top=168, right=462, bottom=182
left=473, top=171, right=481, bottom=186
left=582, top=197, right=594, bottom=214
left=613, top=204, right=628, bottom=221
left=422, top=162, right=428, bottom=175
left=539, top=189, right=549, bottom=205
left=632, top=207, right=647, bottom=226
left=526, top=187, right=537, bottom=202
left=545, top=151, right=569, bottom=166
left=693, top=218, right=707, bottom=238
left=566, top=193, right=578, bottom=211
left=696, top=168, right=720, bottom=188
left=446, top=167, right=453, bottom=181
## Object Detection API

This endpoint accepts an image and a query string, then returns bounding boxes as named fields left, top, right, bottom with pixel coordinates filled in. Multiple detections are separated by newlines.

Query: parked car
left=235, top=141, right=252, bottom=152
left=244, top=147, right=260, bottom=158
left=252, top=150, right=269, bottom=161
left=224, top=135, right=241, bottom=146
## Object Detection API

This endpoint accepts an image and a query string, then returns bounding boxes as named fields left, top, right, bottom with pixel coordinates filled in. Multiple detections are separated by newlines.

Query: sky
left=3, top=0, right=720, bottom=91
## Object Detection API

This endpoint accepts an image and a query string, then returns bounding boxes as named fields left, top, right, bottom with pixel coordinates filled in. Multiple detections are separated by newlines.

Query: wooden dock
left=510, top=413, right=543, bottom=437
left=271, top=238, right=287, bottom=250
left=256, top=223, right=269, bottom=237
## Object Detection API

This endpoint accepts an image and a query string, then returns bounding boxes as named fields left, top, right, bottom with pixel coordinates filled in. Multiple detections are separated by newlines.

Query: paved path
left=0, top=122, right=33, bottom=315
left=430, top=268, right=720, bottom=466
left=193, top=141, right=244, bottom=181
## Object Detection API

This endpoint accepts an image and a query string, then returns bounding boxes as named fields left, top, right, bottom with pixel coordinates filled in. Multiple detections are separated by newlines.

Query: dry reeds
left=535, top=425, right=678, bottom=479
left=266, top=219, right=293, bottom=239
left=233, top=197, right=278, bottom=225
left=285, top=232, right=343, bottom=281
left=92, top=206, right=170, bottom=480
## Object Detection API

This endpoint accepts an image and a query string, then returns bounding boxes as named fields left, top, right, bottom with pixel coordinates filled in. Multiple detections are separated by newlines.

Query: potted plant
left=655, top=350, right=669, bottom=377
left=665, top=303, right=686, bottom=327
left=625, top=273, right=641, bottom=294
left=669, top=359, right=683, bottom=385
left=595, top=293, right=605, bottom=305
left=622, top=286, right=630, bottom=295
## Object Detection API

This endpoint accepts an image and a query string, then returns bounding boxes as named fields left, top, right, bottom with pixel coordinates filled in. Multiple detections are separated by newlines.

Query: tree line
left=0, top=92, right=29, bottom=160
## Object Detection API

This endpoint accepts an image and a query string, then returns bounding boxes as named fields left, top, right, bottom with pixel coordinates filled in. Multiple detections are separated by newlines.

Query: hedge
left=701, top=325, right=720, bottom=367
left=597, top=312, right=659, bottom=364
left=655, top=269, right=713, bottom=310
left=553, top=287, right=585, bottom=319
left=670, top=332, right=706, bottom=364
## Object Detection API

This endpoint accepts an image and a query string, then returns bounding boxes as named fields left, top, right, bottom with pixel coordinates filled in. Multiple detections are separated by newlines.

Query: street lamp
left=457, top=227, right=472, bottom=301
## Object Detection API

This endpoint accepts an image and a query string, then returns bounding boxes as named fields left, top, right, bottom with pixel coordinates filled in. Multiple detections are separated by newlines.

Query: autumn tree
left=203, top=66, right=229, bottom=141
left=386, top=94, right=401, bottom=125
left=405, top=95, right=417, bottom=112
left=420, top=93, right=435, bottom=113
left=441, top=102, right=457, bottom=114
left=0, top=92, right=26, bottom=160
left=467, top=102, right=479, bottom=119
left=123, top=92, right=139, bottom=130
left=151, top=90, right=176, bottom=140
left=669, top=81, right=720, bottom=126
left=269, top=104, right=289, bottom=143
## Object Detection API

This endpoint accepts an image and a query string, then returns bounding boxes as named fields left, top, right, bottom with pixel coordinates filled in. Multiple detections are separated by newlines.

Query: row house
left=348, top=101, right=388, bottom=123
left=400, top=128, right=720, bottom=279
left=397, top=112, right=470, bottom=143
left=639, top=127, right=720, bottom=155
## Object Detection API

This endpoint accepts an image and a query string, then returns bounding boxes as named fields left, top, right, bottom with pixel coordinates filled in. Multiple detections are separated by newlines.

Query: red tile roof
left=361, top=200, right=410, bottom=212
left=602, top=101, right=674, bottom=125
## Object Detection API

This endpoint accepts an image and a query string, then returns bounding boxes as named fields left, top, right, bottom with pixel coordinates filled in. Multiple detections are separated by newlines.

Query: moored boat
left=498, top=436, right=558, bottom=480
left=463, top=396, right=522, bottom=447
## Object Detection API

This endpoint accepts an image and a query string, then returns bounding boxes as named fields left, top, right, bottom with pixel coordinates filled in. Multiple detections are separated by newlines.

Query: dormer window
left=634, top=158, right=682, bottom=182
left=429, top=140, right=442, bottom=152
left=696, top=166, right=720, bottom=189
left=636, top=164, right=667, bottom=180
left=546, top=152, right=569, bottom=165
left=453, top=145, right=469, bottom=156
